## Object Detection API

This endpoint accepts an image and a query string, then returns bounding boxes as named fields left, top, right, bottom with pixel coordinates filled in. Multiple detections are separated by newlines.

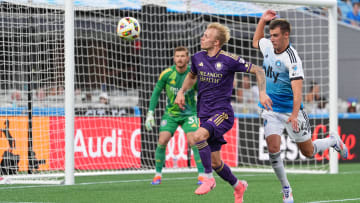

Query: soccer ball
left=117, top=17, right=140, bottom=41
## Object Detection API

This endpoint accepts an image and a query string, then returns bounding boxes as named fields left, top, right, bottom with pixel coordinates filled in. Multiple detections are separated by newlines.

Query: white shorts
left=260, top=109, right=312, bottom=143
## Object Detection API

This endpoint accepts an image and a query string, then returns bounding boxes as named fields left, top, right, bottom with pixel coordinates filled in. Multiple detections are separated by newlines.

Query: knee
left=193, top=128, right=208, bottom=143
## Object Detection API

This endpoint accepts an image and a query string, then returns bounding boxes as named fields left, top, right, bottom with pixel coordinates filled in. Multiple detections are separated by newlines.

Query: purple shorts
left=200, top=112, right=234, bottom=152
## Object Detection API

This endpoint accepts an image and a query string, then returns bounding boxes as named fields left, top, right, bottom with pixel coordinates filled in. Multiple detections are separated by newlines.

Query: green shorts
left=159, top=113, right=199, bottom=135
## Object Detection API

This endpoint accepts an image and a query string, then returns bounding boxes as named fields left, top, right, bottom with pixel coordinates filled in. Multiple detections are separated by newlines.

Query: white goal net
left=0, top=0, right=337, bottom=184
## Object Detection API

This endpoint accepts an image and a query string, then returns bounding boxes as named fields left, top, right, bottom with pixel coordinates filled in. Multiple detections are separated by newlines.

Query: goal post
left=0, top=0, right=339, bottom=185
left=328, top=2, right=339, bottom=175
left=64, top=0, right=75, bottom=186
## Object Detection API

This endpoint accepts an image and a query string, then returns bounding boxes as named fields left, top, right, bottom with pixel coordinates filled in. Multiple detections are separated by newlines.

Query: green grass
left=0, top=163, right=359, bottom=203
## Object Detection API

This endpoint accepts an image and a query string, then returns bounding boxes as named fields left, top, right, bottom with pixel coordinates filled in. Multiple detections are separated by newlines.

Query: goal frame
left=60, top=0, right=337, bottom=185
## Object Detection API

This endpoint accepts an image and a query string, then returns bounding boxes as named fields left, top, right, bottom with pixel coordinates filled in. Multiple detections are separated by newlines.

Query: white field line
left=306, top=198, right=360, bottom=203
left=0, top=202, right=54, bottom=203
left=0, top=173, right=270, bottom=190
left=0, top=172, right=358, bottom=203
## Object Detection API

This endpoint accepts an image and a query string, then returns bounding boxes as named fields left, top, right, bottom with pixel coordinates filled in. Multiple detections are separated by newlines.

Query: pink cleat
left=234, top=180, right=248, bottom=203
left=194, top=177, right=216, bottom=195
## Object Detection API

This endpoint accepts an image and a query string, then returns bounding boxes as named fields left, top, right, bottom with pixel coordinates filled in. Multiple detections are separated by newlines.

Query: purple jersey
left=191, top=50, right=252, bottom=118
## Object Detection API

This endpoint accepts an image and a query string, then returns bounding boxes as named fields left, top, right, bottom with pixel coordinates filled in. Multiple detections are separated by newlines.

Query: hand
left=261, top=10, right=277, bottom=22
left=145, top=111, right=155, bottom=131
left=175, top=89, right=185, bottom=110
left=287, top=114, right=299, bottom=133
left=259, top=92, right=273, bottom=111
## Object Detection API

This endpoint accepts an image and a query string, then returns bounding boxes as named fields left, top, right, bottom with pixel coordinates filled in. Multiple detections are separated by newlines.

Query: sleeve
left=148, top=71, right=168, bottom=111
left=258, top=38, right=272, bottom=55
left=287, top=52, right=304, bottom=81
left=232, top=55, right=252, bottom=73
left=190, top=56, right=198, bottom=75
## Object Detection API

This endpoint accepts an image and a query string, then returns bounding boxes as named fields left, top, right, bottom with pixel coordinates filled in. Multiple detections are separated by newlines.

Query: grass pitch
left=0, top=163, right=359, bottom=203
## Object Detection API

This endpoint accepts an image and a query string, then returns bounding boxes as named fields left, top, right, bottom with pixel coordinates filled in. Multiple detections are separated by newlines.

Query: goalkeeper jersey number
left=149, top=65, right=197, bottom=117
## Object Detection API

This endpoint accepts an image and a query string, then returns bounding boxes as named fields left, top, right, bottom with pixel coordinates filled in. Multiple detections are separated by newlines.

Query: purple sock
left=214, top=161, right=238, bottom=186
left=196, top=140, right=212, bottom=174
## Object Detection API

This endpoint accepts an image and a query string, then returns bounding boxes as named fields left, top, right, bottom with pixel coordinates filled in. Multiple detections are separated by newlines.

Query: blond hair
left=207, top=22, right=230, bottom=46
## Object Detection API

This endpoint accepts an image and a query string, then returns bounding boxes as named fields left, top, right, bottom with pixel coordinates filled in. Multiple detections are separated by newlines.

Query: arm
left=252, top=19, right=266, bottom=49
left=175, top=72, right=197, bottom=110
left=252, top=10, right=277, bottom=48
left=287, top=79, right=303, bottom=132
left=145, top=75, right=166, bottom=131
left=148, top=81, right=164, bottom=112
left=182, top=72, right=197, bottom=92
left=249, top=64, right=272, bottom=110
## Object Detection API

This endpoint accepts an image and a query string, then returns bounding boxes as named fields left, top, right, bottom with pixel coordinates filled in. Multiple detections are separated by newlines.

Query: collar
left=274, top=43, right=290, bottom=55
left=205, top=48, right=222, bottom=58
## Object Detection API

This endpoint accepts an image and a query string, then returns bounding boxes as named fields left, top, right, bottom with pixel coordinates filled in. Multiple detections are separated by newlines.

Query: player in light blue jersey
left=252, top=10, right=349, bottom=203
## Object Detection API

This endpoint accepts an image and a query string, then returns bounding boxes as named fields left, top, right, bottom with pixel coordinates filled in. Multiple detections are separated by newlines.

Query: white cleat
left=330, top=131, right=348, bottom=159
left=282, top=186, right=294, bottom=203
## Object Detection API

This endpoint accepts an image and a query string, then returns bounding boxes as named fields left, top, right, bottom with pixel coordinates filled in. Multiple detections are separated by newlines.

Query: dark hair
left=174, top=46, right=189, bottom=55
left=269, top=19, right=291, bottom=34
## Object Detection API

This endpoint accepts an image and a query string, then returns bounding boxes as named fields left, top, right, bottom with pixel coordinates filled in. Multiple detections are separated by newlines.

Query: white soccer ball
left=117, top=17, right=140, bottom=41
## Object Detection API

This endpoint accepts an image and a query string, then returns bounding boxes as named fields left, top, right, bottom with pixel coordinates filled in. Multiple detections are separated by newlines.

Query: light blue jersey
left=258, top=38, right=304, bottom=113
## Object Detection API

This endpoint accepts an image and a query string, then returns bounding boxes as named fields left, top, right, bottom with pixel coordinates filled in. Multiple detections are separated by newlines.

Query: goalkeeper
left=145, top=46, right=205, bottom=185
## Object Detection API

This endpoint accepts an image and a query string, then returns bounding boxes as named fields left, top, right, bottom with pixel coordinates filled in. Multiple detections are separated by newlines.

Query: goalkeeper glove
left=145, top=111, right=155, bottom=131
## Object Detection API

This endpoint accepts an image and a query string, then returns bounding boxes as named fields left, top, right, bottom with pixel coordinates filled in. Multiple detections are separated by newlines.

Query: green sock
left=191, top=145, right=204, bottom=173
left=155, top=144, right=166, bottom=173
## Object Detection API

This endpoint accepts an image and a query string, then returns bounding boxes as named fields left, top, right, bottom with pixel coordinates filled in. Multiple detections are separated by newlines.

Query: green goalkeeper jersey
left=148, top=65, right=197, bottom=117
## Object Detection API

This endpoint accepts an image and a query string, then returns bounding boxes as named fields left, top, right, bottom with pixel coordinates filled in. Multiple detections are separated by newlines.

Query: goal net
left=0, top=0, right=337, bottom=184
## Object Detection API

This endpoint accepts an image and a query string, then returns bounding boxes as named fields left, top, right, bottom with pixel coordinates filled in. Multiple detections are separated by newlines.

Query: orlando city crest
left=215, top=62, right=222, bottom=71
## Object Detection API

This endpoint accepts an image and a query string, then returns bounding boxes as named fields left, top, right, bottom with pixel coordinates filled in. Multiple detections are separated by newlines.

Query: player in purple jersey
left=175, top=22, right=272, bottom=203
